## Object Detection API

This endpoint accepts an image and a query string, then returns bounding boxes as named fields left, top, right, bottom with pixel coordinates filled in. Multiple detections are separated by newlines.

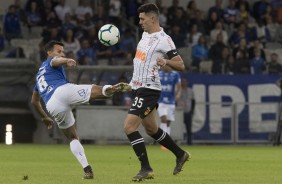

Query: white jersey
left=130, top=28, right=176, bottom=91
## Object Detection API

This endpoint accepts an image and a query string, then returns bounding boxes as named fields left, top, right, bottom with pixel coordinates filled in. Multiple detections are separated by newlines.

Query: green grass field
left=0, top=144, right=282, bottom=184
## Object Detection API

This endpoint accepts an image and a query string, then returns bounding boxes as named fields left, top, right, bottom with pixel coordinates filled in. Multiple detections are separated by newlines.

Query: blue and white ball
left=98, top=24, right=120, bottom=46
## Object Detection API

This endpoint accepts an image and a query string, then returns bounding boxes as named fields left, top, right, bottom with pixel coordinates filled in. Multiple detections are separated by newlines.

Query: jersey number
left=132, top=97, right=143, bottom=108
left=38, top=75, right=48, bottom=92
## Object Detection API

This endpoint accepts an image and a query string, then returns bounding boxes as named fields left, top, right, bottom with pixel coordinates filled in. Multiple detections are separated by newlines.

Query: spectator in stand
left=236, top=3, right=250, bottom=23
left=209, top=33, right=228, bottom=74
left=54, top=0, right=73, bottom=22
left=234, top=49, right=250, bottom=74
left=61, top=13, right=76, bottom=37
left=235, top=0, right=250, bottom=13
left=212, top=47, right=230, bottom=74
left=81, top=12, right=95, bottom=32
left=41, top=27, right=62, bottom=44
left=233, top=38, right=249, bottom=60
left=75, top=0, right=93, bottom=23
left=210, top=21, right=228, bottom=45
left=170, top=7, right=187, bottom=34
left=208, top=0, right=224, bottom=21
left=187, top=24, right=202, bottom=46
left=167, top=0, right=184, bottom=26
left=275, top=24, right=282, bottom=43
left=250, top=49, right=266, bottom=74
left=109, top=0, right=122, bottom=27
left=62, top=29, right=81, bottom=54
left=81, top=27, right=98, bottom=47
left=248, top=39, right=265, bottom=60
left=267, top=53, right=282, bottom=74
left=45, top=11, right=61, bottom=29
left=206, top=11, right=220, bottom=34
left=14, top=0, right=27, bottom=24
left=261, top=4, right=276, bottom=24
left=170, top=24, right=187, bottom=48
left=189, top=10, right=207, bottom=35
left=25, top=0, right=44, bottom=12
left=223, top=55, right=236, bottom=74
left=4, top=5, right=22, bottom=42
left=229, top=22, right=251, bottom=48
left=274, top=1, right=282, bottom=23
left=251, top=19, right=271, bottom=46
left=253, top=0, right=270, bottom=22
left=92, top=4, right=109, bottom=26
left=192, top=35, right=209, bottom=70
left=124, top=0, right=140, bottom=24
left=186, top=0, right=200, bottom=20
left=26, top=1, right=43, bottom=28
left=41, top=0, right=56, bottom=26
left=265, top=16, right=279, bottom=42
left=77, top=39, right=96, bottom=65
left=223, top=0, right=238, bottom=30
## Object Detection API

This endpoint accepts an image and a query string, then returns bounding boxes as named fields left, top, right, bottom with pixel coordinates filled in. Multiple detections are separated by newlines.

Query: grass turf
left=0, top=144, right=281, bottom=184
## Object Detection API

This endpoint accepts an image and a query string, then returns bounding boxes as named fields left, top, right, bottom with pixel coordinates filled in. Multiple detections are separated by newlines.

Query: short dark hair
left=138, top=3, right=159, bottom=16
left=44, top=40, right=64, bottom=53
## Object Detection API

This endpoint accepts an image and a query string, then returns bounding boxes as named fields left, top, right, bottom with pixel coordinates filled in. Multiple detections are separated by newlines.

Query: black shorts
left=128, top=88, right=161, bottom=119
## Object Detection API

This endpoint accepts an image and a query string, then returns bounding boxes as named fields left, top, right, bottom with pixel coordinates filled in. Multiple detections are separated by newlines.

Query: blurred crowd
left=1, top=0, right=282, bottom=74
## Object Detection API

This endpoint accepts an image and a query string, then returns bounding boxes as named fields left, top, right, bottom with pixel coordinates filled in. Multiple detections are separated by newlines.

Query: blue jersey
left=34, top=57, right=68, bottom=104
left=158, top=71, right=181, bottom=104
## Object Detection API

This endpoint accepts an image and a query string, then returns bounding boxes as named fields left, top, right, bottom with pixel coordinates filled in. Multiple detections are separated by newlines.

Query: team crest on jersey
left=144, top=107, right=151, bottom=116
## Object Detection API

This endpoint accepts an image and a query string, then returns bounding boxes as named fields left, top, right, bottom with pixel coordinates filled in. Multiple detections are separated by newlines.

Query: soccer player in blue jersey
left=158, top=65, right=181, bottom=137
left=31, top=40, right=131, bottom=179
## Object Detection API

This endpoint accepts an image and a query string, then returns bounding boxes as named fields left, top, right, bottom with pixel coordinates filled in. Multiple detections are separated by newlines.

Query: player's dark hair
left=138, top=3, right=159, bottom=16
left=44, top=40, right=64, bottom=53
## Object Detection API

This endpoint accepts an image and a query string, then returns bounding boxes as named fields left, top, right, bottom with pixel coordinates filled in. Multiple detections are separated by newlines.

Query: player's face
left=48, top=44, right=65, bottom=57
left=139, top=12, right=153, bottom=32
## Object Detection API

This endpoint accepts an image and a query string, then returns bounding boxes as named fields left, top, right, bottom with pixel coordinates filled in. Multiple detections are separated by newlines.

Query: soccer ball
left=98, top=24, right=120, bottom=46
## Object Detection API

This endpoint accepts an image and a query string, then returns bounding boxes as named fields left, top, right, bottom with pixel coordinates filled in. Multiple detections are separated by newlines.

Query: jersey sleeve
left=161, top=36, right=176, bottom=53
left=161, top=36, right=179, bottom=59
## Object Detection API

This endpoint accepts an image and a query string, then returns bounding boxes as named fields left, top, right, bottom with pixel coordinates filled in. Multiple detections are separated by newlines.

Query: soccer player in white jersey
left=31, top=40, right=131, bottom=179
left=158, top=66, right=181, bottom=139
left=123, top=3, right=190, bottom=181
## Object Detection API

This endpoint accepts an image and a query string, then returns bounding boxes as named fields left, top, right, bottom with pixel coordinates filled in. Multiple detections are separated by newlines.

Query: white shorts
left=157, top=103, right=176, bottom=122
left=46, top=83, right=92, bottom=129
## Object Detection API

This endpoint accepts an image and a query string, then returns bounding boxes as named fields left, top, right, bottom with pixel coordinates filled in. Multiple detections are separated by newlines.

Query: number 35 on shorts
left=132, top=97, right=143, bottom=108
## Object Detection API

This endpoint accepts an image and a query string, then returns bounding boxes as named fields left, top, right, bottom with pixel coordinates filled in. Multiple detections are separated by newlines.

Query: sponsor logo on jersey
left=135, top=50, right=146, bottom=62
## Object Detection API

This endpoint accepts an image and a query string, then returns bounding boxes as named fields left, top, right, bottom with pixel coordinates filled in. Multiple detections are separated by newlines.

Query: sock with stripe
left=151, top=128, right=184, bottom=158
left=127, top=131, right=152, bottom=170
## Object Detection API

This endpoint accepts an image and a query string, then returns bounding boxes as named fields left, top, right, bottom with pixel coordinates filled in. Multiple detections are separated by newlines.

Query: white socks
left=102, top=85, right=113, bottom=97
left=160, top=123, right=171, bottom=135
left=70, top=139, right=89, bottom=168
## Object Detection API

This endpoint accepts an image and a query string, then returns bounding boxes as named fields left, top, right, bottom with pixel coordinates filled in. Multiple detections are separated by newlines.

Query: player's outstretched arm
left=51, top=57, right=77, bottom=68
left=31, top=91, right=53, bottom=129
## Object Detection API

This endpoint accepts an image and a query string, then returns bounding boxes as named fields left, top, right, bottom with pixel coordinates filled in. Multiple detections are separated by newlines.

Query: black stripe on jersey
left=166, top=49, right=179, bottom=59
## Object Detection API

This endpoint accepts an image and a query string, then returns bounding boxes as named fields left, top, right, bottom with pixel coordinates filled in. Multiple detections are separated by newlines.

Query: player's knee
left=90, top=85, right=102, bottom=99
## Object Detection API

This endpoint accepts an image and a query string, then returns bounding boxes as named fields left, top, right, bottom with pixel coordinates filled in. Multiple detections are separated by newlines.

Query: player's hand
left=42, top=117, right=53, bottom=129
left=156, top=58, right=167, bottom=67
left=66, top=59, right=77, bottom=68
